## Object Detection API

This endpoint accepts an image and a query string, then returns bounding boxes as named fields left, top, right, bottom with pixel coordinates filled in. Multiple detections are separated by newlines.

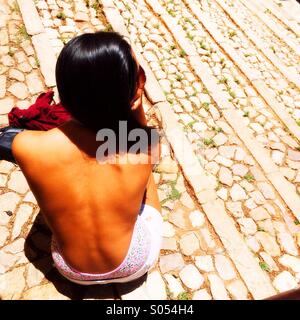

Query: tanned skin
left=12, top=62, right=161, bottom=274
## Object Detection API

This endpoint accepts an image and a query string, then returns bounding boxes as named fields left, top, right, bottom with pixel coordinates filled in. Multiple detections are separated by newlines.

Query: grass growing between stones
left=215, top=180, right=222, bottom=191
left=34, top=56, right=40, bottom=68
left=199, top=40, right=208, bottom=50
left=213, top=126, right=223, bottom=133
left=166, top=9, right=176, bottom=17
left=228, top=30, right=237, bottom=38
left=244, top=173, right=255, bottom=183
left=161, top=180, right=181, bottom=205
left=89, top=0, right=110, bottom=26
left=59, top=35, right=69, bottom=45
left=177, top=291, right=191, bottom=300
left=202, top=102, right=210, bottom=111
left=202, top=87, right=209, bottom=94
left=12, top=1, right=20, bottom=14
left=203, top=138, right=216, bottom=147
left=228, top=88, right=236, bottom=99
left=187, top=120, right=197, bottom=129
left=8, top=48, right=15, bottom=57
left=104, top=24, right=113, bottom=32
left=179, top=49, right=187, bottom=58
left=56, top=12, right=66, bottom=20
left=218, top=76, right=229, bottom=85
left=16, top=25, right=29, bottom=45
left=270, top=46, right=276, bottom=54
left=168, top=180, right=181, bottom=201
left=259, top=262, right=270, bottom=272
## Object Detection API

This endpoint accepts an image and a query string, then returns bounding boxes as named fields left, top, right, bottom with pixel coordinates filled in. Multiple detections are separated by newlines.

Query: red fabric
left=8, top=91, right=71, bottom=131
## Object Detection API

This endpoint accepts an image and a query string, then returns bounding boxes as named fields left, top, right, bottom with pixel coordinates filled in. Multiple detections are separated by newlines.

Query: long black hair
left=56, top=31, right=145, bottom=132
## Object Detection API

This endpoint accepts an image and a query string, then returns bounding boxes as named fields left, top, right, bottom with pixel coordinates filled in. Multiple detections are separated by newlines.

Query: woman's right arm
left=144, top=173, right=161, bottom=213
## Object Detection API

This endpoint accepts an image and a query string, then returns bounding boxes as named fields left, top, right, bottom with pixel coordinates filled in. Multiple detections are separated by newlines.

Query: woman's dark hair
left=56, top=31, right=143, bottom=132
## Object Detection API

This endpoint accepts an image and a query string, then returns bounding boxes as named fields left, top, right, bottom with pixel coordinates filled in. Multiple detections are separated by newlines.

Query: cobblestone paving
left=211, top=0, right=300, bottom=109
left=0, top=0, right=300, bottom=300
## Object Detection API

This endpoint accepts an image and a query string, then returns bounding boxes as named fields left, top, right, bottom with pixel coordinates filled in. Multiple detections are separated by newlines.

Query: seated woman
left=10, top=31, right=162, bottom=285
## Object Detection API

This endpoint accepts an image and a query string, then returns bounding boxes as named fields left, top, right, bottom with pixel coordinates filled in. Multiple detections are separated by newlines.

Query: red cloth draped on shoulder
left=8, top=91, right=71, bottom=131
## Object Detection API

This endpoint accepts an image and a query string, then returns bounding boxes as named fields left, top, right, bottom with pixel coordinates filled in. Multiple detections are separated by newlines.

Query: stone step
left=184, top=0, right=300, bottom=142
left=270, top=0, right=300, bottom=24
left=104, top=2, right=288, bottom=299
left=107, top=0, right=300, bottom=298
left=215, top=0, right=300, bottom=89
left=17, top=0, right=56, bottom=87
left=254, top=0, right=300, bottom=37
left=146, top=0, right=300, bottom=224
left=239, top=0, right=300, bottom=55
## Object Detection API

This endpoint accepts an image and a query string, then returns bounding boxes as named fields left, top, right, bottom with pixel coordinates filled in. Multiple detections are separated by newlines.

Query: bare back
left=12, top=120, right=160, bottom=274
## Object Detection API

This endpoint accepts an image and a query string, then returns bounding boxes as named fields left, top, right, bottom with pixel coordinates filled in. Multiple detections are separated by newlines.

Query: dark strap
left=0, top=126, right=25, bottom=163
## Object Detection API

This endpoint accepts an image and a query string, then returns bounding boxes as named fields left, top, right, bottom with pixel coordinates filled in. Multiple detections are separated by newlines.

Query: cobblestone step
left=259, top=0, right=300, bottom=37
left=194, top=0, right=300, bottom=118
left=269, top=0, right=300, bottom=25
left=105, top=0, right=300, bottom=298
left=1, top=0, right=230, bottom=300
left=152, top=0, right=300, bottom=198
left=126, top=0, right=300, bottom=221
left=215, top=0, right=300, bottom=88
left=239, top=0, right=300, bottom=56
left=181, top=0, right=300, bottom=142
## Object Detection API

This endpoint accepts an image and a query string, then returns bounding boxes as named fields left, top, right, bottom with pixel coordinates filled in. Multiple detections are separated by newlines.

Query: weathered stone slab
left=223, top=109, right=278, bottom=174
left=155, top=102, right=216, bottom=193
left=258, top=0, right=300, bottom=36
left=31, top=33, right=56, bottom=87
left=253, top=80, right=300, bottom=142
left=17, top=0, right=44, bottom=35
left=267, top=171, right=300, bottom=222
left=239, top=0, right=300, bottom=56
left=215, top=0, right=300, bottom=89
left=22, top=283, right=70, bottom=300
left=202, top=199, right=276, bottom=299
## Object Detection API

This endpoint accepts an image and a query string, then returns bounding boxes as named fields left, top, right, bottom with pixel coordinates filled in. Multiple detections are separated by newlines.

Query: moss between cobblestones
left=259, top=262, right=270, bottom=272
left=244, top=173, right=255, bottom=183
left=12, top=1, right=20, bottom=14
left=56, top=12, right=66, bottom=20
left=294, top=219, right=300, bottom=226
left=177, top=291, right=191, bottom=300
left=16, top=25, right=29, bottom=45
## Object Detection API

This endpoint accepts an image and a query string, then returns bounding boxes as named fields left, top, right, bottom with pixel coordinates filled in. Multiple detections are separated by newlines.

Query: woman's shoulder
left=12, top=130, right=45, bottom=159
left=12, top=128, right=69, bottom=167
